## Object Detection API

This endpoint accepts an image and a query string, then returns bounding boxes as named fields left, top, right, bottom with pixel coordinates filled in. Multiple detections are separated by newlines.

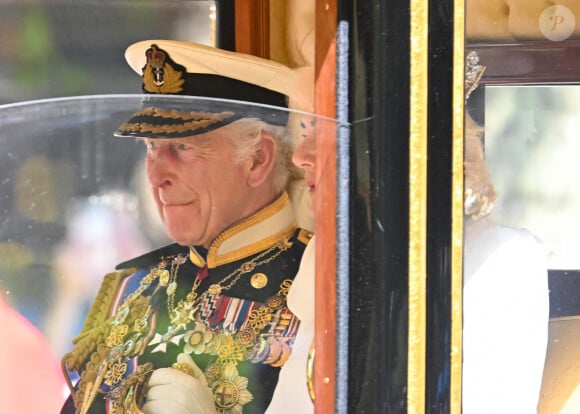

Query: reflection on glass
left=483, top=85, right=580, bottom=413
left=0, top=95, right=337, bottom=413
left=0, top=1, right=216, bottom=105
left=485, top=85, right=580, bottom=269
left=0, top=97, right=158, bottom=335
left=462, top=110, right=550, bottom=414
left=464, top=83, right=580, bottom=413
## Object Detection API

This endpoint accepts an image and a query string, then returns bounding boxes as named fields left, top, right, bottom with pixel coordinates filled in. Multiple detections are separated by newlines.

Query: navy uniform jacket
left=61, top=193, right=312, bottom=414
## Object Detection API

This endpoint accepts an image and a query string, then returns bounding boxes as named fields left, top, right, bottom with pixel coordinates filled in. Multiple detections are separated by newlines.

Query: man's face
left=144, top=129, right=252, bottom=247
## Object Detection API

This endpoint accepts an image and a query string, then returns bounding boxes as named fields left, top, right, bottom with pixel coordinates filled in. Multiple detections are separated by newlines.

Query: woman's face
left=292, top=117, right=318, bottom=211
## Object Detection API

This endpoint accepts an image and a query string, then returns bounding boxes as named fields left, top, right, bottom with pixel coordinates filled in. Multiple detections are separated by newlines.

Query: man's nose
left=147, top=143, right=177, bottom=186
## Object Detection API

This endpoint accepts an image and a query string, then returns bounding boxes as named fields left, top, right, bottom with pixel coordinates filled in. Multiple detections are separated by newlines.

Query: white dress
left=462, top=218, right=550, bottom=413
left=266, top=237, right=315, bottom=414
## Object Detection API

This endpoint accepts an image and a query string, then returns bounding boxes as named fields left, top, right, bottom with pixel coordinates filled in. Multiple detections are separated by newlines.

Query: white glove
left=142, top=353, right=217, bottom=414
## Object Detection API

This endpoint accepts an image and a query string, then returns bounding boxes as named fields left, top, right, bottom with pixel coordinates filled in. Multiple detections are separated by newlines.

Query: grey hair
left=224, top=118, right=294, bottom=194
left=464, top=112, right=496, bottom=218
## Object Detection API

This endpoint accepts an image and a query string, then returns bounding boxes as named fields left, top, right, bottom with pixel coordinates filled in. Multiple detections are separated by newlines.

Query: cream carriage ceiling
left=467, top=1, right=580, bottom=41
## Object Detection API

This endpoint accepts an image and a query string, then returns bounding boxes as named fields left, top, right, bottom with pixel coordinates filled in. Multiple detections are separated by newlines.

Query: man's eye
left=143, top=140, right=159, bottom=157
left=176, top=142, right=193, bottom=151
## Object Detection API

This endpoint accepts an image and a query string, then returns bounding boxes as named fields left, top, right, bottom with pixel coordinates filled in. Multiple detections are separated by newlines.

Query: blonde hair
left=464, top=112, right=496, bottom=218
left=224, top=118, right=294, bottom=194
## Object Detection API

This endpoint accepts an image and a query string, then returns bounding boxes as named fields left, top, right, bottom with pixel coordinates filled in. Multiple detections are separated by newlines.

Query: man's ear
left=247, top=132, right=276, bottom=188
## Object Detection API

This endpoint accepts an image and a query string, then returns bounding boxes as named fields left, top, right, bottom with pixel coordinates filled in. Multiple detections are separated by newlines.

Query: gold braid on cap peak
left=133, top=107, right=234, bottom=122
left=465, top=51, right=486, bottom=100
left=116, top=109, right=237, bottom=136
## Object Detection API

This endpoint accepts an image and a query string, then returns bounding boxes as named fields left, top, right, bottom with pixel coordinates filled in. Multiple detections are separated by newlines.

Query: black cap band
left=115, top=44, right=290, bottom=138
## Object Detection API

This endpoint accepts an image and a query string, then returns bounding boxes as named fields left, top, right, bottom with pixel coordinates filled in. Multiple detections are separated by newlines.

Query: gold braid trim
left=113, top=362, right=154, bottom=413
left=121, top=120, right=223, bottom=135
left=117, top=108, right=236, bottom=136
left=72, top=344, right=111, bottom=411
left=63, top=267, right=160, bottom=413
left=61, top=268, right=136, bottom=405
left=297, top=229, right=314, bottom=246
left=68, top=289, right=152, bottom=413
left=63, top=269, right=136, bottom=371
left=136, top=107, right=234, bottom=122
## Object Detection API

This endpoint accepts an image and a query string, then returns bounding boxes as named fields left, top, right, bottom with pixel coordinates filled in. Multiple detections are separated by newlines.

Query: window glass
left=0, top=0, right=216, bottom=104
left=485, top=85, right=580, bottom=269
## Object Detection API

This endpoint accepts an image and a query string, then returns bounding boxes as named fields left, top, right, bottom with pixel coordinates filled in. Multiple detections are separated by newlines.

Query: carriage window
left=484, top=85, right=580, bottom=269
left=0, top=1, right=216, bottom=105
left=0, top=0, right=216, bottom=352
left=0, top=9, right=326, bottom=414
left=463, top=73, right=580, bottom=414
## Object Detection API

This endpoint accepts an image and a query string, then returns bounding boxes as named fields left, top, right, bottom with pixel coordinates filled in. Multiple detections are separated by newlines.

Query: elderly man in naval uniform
left=60, top=40, right=313, bottom=414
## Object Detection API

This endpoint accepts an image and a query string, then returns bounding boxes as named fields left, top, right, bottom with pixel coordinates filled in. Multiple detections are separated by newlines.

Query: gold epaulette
left=62, top=268, right=136, bottom=374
